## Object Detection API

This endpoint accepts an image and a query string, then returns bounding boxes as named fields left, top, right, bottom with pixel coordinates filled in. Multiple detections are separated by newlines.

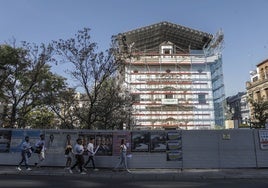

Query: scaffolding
left=118, top=22, right=225, bottom=130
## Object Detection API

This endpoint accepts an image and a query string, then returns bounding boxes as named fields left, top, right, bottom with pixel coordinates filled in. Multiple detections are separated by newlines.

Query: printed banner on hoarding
left=0, top=130, right=11, bottom=153
left=259, top=130, right=268, bottom=150
left=79, top=132, right=113, bottom=156
left=113, top=131, right=131, bottom=155
left=10, top=130, right=40, bottom=152
left=166, top=131, right=182, bottom=161
left=150, top=131, right=166, bottom=152
left=131, top=132, right=150, bottom=152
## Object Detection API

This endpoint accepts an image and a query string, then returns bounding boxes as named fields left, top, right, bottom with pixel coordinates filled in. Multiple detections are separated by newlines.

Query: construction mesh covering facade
left=117, top=22, right=225, bottom=130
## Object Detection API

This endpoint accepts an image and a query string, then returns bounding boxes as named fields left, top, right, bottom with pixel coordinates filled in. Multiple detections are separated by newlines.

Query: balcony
left=246, top=75, right=268, bottom=90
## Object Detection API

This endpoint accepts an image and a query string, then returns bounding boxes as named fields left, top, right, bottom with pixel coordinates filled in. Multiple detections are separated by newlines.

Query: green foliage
left=214, top=125, right=225, bottom=130
left=248, top=97, right=268, bottom=128
left=0, top=42, right=69, bottom=128
left=24, top=106, right=55, bottom=129
left=0, top=28, right=131, bottom=130
left=91, top=77, right=132, bottom=130
left=48, top=88, right=78, bottom=129
left=52, top=28, right=126, bottom=130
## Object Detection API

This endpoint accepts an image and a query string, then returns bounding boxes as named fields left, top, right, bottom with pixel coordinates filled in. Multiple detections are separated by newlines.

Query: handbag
left=34, top=146, right=42, bottom=154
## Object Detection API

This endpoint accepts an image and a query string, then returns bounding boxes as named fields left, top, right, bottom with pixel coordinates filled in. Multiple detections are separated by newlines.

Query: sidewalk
left=1, top=166, right=268, bottom=180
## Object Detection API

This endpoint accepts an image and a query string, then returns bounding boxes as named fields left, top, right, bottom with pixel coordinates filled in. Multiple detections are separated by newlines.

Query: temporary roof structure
left=117, top=21, right=213, bottom=53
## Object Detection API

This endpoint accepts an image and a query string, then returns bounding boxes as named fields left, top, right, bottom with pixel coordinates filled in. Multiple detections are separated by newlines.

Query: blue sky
left=1, top=0, right=268, bottom=97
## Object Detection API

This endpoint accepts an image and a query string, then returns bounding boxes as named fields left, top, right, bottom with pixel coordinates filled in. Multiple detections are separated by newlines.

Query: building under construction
left=117, top=21, right=225, bottom=130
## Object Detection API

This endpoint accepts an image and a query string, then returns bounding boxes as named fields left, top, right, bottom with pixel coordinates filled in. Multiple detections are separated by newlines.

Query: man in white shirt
left=69, top=138, right=86, bottom=174
left=84, top=138, right=99, bottom=171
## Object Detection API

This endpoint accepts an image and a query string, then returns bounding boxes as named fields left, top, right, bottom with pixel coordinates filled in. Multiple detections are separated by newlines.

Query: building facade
left=225, top=92, right=250, bottom=128
left=247, top=59, right=268, bottom=101
left=246, top=59, right=268, bottom=126
left=117, top=22, right=225, bottom=130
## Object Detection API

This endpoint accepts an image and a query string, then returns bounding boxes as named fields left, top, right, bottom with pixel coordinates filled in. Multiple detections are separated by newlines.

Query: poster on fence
left=166, top=131, right=182, bottom=161
left=166, top=151, right=183, bottom=161
left=78, top=132, right=95, bottom=155
left=10, top=129, right=40, bottom=152
left=0, top=130, right=11, bottom=153
left=62, top=131, right=78, bottom=149
left=78, top=132, right=113, bottom=156
left=258, top=130, right=268, bottom=150
left=45, top=130, right=64, bottom=154
left=131, top=132, right=150, bottom=152
left=113, top=131, right=131, bottom=155
left=95, top=133, right=113, bottom=156
left=150, top=131, right=166, bottom=152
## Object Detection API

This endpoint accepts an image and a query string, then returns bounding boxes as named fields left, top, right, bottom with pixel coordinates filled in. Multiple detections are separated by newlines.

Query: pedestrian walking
left=69, top=138, right=86, bottom=174
left=83, top=138, right=99, bottom=171
left=17, top=136, right=33, bottom=171
left=113, top=139, right=130, bottom=173
left=34, top=133, right=46, bottom=167
left=64, top=144, right=73, bottom=169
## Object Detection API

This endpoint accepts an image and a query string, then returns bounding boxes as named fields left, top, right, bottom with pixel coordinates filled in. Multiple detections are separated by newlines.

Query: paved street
left=1, top=174, right=268, bottom=188
left=2, top=166, right=268, bottom=179
left=1, top=166, right=268, bottom=187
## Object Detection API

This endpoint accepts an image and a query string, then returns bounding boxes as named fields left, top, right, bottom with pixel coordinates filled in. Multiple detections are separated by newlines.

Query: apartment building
left=117, top=22, right=225, bottom=130
left=226, top=92, right=250, bottom=128
left=246, top=59, right=268, bottom=126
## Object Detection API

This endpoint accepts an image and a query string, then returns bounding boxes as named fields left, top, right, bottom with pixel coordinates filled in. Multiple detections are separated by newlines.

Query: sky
left=1, top=0, right=268, bottom=97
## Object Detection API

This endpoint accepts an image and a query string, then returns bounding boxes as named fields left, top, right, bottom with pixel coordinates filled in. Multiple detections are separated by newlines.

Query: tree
left=0, top=45, right=13, bottom=96
left=24, top=106, right=55, bottom=129
left=52, top=28, right=124, bottom=129
left=93, top=77, right=133, bottom=130
left=248, top=97, right=268, bottom=128
left=48, top=87, right=79, bottom=129
left=0, top=42, right=67, bottom=128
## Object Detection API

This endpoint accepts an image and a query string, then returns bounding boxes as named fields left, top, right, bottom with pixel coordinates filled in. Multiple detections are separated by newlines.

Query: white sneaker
left=69, top=169, right=73, bottom=174
left=80, top=171, right=86, bottom=175
left=127, top=169, right=131, bottom=173
left=17, top=167, right=22, bottom=171
left=26, top=168, right=32, bottom=171
left=93, top=168, right=99, bottom=171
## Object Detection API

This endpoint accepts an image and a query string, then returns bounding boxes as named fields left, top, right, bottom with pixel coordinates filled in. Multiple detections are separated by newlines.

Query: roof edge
left=121, top=21, right=213, bottom=37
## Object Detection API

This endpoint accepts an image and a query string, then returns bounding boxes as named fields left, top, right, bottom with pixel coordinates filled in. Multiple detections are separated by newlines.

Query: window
left=165, top=94, right=173, bottom=99
left=260, top=68, right=265, bottom=80
left=163, top=49, right=171, bottom=55
left=132, top=94, right=140, bottom=102
left=198, top=94, right=206, bottom=104
left=166, top=69, right=171, bottom=73
left=265, top=88, right=268, bottom=99
left=256, top=91, right=261, bottom=101
left=253, top=77, right=258, bottom=82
